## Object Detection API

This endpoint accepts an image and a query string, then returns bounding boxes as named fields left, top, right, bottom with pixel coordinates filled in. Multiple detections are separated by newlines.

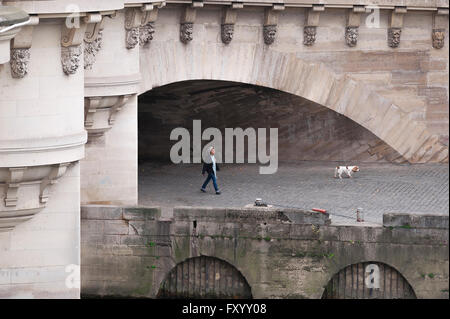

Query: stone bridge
left=0, top=0, right=449, bottom=298
left=81, top=205, right=449, bottom=299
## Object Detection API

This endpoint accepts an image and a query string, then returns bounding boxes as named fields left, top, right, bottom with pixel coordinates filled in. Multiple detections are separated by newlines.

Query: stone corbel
left=83, top=13, right=104, bottom=70
left=304, top=5, right=323, bottom=46
left=61, top=19, right=87, bottom=75
left=10, top=16, right=38, bottom=78
left=263, top=5, right=284, bottom=45
left=180, top=5, right=197, bottom=44
left=4, top=167, right=27, bottom=207
left=345, top=6, right=363, bottom=47
left=388, top=7, right=406, bottom=48
left=39, top=163, right=71, bottom=204
left=125, top=8, right=142, bottom=49
left=432, top=9, right=448, bottom=49
left=221, top=7, right=237, bottom=45
left=1, top=163, right=74, bottom=232
left=84, top=94, right=134, bottom=138
left=139, top=5, right=158, bottom=47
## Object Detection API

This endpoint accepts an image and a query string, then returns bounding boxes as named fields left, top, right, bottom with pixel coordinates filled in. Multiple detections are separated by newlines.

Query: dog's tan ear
left=352, top=166, right=359, bottom=172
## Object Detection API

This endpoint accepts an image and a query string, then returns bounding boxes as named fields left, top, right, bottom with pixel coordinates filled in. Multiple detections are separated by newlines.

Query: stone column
left=81, top=9, right=140, bottom=206
left=1, top=17, right=86, bottom=298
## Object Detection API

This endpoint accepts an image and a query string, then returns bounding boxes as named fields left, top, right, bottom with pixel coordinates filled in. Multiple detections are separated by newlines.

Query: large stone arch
left=157, top=255, right=253, bottom=299
left=140, top=42, right=448, bottom=164
left=321, top=261, right=417, bottom=299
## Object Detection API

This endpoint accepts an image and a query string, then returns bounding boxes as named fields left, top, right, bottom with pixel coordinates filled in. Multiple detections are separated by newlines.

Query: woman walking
left=201, top=146, right=221, bottom=195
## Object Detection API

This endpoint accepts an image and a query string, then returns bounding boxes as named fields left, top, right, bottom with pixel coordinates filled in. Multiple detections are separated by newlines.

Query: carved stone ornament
left=303, top=26, right=317, bottom=46
left=10, top=48, right=30, bottom=78
left=180, top=22, right=194, bottom=44
left=126, top=27, right=140, bottom=49
left=84, top=95, right=134, bottom=138
left=0, top=163, right=71, bottom=232
left=263, top=25, right=277, bottom=45
left=432, top=29, right=445, bottom=49
left=388, top=27, right=402, bottom=48
left=221, top=24, right=234, bottom=44
left=139, top=22, right=155, bottom=47
left=345, top=26, right=358, bottom=47
left=61, top=45, right=82, bottom=75
left=84, top=29, right=103, bottom=70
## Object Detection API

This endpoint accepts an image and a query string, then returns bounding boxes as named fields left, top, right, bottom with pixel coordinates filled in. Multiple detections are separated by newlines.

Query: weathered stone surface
left=81, top=205, right=123, bottom=220
left=383, top=213, right=449, bottom=229
left=122, top=207, right=161, bottom=221
left=81, top=205, right=449, bottom=299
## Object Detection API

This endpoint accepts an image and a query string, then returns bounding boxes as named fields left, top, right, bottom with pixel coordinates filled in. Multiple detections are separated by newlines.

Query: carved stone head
left=10, top=48, right=30, bottom=78
left=126, top=27, right=140, bottom=49
left=345, top=26, right=358, bottom=47
left=432, top=29, right=445, bottom=49
left=140, top=22, right=155, bottom=47
left=61, top=45, right=81, bottom=75
left=388, top=27, right=402, bottom=48
left=263, top=25, right=277, bottom=45
left=303, top=26, right=316, bottom=46
left=180, top=23, right=194, bottom=44
left=221, top=24, right=234, bottom=44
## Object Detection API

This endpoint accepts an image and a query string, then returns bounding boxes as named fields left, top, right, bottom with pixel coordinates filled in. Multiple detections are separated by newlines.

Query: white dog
left=334, top=166, right=360, bottom=179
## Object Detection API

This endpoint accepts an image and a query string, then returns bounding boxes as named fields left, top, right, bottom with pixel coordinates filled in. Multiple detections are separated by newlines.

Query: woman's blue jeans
left=202, top=173, right=219, bottom=192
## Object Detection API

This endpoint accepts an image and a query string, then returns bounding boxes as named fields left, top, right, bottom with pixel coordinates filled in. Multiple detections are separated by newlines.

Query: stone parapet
left=383, top=212, right=449, bottom=229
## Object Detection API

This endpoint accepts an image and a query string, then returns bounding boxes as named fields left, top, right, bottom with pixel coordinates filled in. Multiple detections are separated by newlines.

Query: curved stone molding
left=388, top=27, right=402, bottom=48
left=303, top=26, right=316, bottom=46
left=221, top=24, right=234, bottom=44
left=345, top=26, right=358, bottom=47
left=0, top=132, right=87, bottom=168
left=432, top=29, right=445, bottom=49
left=61, top=45, right=82, bottom=75
left=139, top=22, right=155, bottom=47
left=84, top=94, right=134, bottom=138
left=0, top=162, right=73, bottom=232
left=263, top=25, right=277, bottom=45
left=85, top=73, right=141, bottom=97
left=180, top=23, right=194, bottom=44
left=10, top=48, right=30, bottom=78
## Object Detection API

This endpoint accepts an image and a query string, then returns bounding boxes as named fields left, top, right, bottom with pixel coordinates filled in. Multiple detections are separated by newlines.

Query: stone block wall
left=81, top=205, right=449, bottom=299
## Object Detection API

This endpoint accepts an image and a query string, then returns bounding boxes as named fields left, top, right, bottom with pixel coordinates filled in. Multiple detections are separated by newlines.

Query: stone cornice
left=4, top=1, right=448, bottom=18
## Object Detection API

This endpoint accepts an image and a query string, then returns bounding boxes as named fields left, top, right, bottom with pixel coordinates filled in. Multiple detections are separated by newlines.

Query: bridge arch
left=321, top=261, right=417, bottom=299
left=157, top=255, right=252, bottom=299
left=140, top=42, right=448, bottom=164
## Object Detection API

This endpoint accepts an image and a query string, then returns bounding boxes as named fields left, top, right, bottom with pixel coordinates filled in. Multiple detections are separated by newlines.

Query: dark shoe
left=200, top=188, right=206, bottom=193
left=215, top=191, right=221, bottom=195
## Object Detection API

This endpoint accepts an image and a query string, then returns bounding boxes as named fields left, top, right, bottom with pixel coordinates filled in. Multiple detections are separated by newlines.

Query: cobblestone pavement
left=138, top=161, right=449, bottom=225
